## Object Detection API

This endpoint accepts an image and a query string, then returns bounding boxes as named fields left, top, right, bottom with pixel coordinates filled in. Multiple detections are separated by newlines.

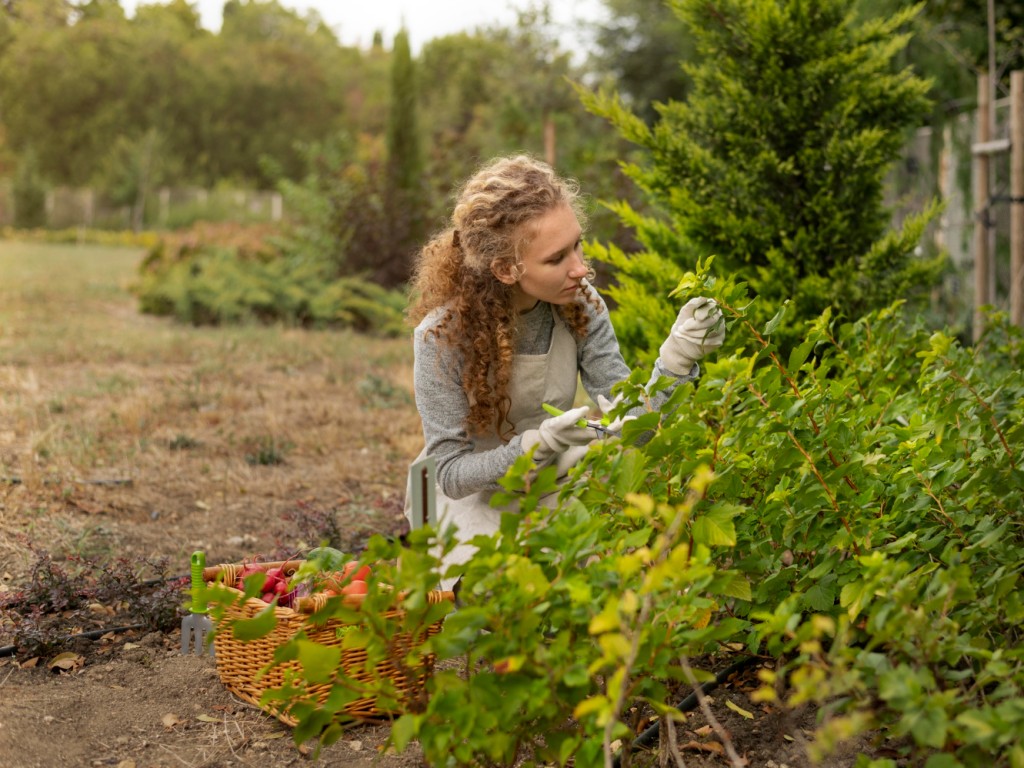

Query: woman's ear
left=491, top=262, right=518, bottom=285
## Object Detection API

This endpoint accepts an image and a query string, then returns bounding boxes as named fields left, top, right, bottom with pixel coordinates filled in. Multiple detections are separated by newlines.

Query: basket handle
left=202, top=559, right=303, bottom=584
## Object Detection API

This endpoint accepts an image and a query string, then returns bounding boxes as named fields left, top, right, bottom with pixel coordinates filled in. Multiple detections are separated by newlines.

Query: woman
left=405, top=155, right=724, bottom=588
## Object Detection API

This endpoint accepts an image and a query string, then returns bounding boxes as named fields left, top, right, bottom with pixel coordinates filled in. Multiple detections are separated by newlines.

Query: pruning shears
left=542, top=403, right=618, bottom=437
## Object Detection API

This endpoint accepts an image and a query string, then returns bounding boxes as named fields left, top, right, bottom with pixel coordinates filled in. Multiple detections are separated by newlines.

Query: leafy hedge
left=218, top=261, right=1022, bottom=767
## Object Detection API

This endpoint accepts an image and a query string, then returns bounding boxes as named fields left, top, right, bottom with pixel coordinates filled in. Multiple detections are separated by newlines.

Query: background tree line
left=2, top=0, right=1022, bottom=335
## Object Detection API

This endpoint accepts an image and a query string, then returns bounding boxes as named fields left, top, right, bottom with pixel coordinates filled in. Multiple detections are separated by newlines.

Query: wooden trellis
left=972, top=69, right=1024, bottom=341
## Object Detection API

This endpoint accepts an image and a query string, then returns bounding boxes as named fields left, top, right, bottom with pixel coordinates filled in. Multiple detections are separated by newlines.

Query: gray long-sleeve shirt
left=413, top=289, right=696, bottom=499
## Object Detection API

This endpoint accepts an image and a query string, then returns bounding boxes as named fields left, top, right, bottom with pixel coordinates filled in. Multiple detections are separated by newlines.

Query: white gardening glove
left=658, top=297, right=726, bottom=375
left=520, top=406, right=596, bottom=466
left=596, top=393, right=636, bottom=435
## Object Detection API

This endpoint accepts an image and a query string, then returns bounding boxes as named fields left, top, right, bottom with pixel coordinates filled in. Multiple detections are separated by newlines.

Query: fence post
left=1011, top=70, right=1023, bottom=329
left=972, top=71, right=992, bottom=342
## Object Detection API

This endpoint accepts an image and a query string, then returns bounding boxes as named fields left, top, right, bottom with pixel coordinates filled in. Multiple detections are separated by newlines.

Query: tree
left=582, top=0, right=945, bottom=360
left=12, top=145, right=47, bottom=228
left=859, top=0, right=1024, bottom=115
left=589, top=0, right=696, bottom=124
left=0, top=10, right=136, bottom=184
left=381, top=27, right=425, bottom=284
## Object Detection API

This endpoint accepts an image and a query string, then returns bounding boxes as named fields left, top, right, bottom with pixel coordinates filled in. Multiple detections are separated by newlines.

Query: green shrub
left=132, top=219, right=405, bottom=334
left=216, top=261, right=1022, bottom=766
left=134, top=245, right=404, bottom=334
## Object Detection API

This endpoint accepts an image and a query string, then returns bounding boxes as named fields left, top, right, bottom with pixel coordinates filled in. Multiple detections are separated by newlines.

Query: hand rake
left=180, top=550, right=215, bottom=656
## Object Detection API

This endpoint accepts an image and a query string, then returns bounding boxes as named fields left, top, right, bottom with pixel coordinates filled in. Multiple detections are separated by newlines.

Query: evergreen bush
left=579, top=0, right=946, bottom=360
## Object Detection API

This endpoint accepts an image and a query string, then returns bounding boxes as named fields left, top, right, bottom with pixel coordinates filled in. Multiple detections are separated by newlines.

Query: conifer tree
left=582, top=0, right=945, bottom=359
left=384, top=27, right=425, bottom=284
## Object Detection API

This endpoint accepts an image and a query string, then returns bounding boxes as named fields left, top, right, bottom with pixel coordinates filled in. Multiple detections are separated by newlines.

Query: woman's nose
left=567, top=252, right=588, bottom=278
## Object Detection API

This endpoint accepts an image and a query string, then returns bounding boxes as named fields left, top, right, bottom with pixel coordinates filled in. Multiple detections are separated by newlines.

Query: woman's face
left=503, top=203, right=588, bottom=312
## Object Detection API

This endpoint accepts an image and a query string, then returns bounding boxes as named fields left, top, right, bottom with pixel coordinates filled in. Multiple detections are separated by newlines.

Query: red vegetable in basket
left=234, top=564, right=297, bottom=605
left=340, top=580, right=368, bottom=596
left=342, top=562, right=371, bottom=582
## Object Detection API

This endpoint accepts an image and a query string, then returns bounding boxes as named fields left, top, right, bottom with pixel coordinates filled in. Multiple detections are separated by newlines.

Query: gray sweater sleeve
left=413, top=295, right=697, bottom=500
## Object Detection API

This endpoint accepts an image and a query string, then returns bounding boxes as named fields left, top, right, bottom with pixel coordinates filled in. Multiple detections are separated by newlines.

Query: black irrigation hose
left=0, top=623, right=147, bottom=658
left=612, top=654, right=762, bottom=768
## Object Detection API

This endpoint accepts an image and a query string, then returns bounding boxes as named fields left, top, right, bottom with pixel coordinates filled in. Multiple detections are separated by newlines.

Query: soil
left=0, top=242, right=885, bottom=767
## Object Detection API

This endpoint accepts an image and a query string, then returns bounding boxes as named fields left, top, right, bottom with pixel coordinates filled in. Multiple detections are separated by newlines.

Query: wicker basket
left=204, top=559, right=454, bottom=726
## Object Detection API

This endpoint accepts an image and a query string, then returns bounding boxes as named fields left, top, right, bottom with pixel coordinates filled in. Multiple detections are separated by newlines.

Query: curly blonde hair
left=407, top=155, right=599, bottom=437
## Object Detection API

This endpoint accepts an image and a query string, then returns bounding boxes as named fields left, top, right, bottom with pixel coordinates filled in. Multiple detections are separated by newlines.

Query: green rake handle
left=189, top=551, right=208, bottom=614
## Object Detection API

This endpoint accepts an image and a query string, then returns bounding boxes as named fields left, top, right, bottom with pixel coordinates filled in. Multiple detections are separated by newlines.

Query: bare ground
left=0, top=241, right=885, bottom=768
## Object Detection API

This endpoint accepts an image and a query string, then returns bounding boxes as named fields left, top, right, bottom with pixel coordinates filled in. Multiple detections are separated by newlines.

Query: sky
left=119, top=0, right=607, bottom=53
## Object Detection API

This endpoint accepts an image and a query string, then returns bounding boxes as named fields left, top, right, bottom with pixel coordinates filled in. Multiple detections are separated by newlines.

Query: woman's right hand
left=658, top=297, right=725, bottom=375
left=520, top=406, right=596, bottom=465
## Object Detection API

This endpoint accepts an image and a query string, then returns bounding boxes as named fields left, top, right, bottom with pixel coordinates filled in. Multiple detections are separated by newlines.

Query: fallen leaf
left=197, top=714, right=220, bottom=723
left=347, top=740, right=363, bottom=751
left=162, top=713, right=182, bottom=729
left=116, top=760, right=136, bottom=768
left=726, top=699, right=755, bottom=719
left=695, top=725, right=714, bottom=737
left=683, top=740, right=725, bottom=755
left=122, top=643, right=140, bottom=650
left=20, top=657, right=39, bottom=669
left=48, top=653, right=84, bottom=672
left=195, top=500, right=210, bottom=510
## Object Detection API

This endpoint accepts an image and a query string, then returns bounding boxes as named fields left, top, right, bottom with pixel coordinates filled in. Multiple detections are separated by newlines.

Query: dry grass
left=0, top=239, right=422, bottom=577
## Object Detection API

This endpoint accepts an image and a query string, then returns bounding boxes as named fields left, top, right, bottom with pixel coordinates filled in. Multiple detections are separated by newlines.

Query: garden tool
left=180, top=550, right=215, bottom=656
left=408, top=455, right=437, bottom=531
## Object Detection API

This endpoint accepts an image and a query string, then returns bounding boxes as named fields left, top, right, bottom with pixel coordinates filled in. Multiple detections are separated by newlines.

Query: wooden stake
left=973, top=71, right=992, bottom=342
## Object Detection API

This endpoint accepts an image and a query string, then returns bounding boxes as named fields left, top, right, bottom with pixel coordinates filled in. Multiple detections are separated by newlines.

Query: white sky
left=119, top=0, right=606, bottom=53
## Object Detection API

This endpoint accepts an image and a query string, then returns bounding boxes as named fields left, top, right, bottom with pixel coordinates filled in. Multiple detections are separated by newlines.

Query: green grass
left=0, top=240, right=148, bottom=363
left=0, top=238, right=412, bottom=367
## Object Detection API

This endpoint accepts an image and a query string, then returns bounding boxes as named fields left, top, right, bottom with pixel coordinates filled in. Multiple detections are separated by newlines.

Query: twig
left=662, top=715, right=688, bottom=768
left=679, top=657, right=746, bottom=768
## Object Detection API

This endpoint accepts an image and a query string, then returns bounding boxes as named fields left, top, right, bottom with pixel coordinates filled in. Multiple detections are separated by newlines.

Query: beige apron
left=406, top=307, right=584, bottom=591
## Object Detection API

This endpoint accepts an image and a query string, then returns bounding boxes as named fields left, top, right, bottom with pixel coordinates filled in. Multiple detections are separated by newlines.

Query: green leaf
left=909, top=704, right=948, bottom=749
left=762, top=301, right=789, bottom=336
left=296, top=639, right=341, bottom=684
left=924, top=755, right=962, bottom=768
left=803, top=582, right=837, bottom=612
left=716, top=573, right=752, bottom=601
left=691, top=505, right=739, bottom=547
left=231, top=603, right=277, bottom=641
left=621, top=411, right=661, bottom=443
left=623, top=526, right=653, bottom=548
